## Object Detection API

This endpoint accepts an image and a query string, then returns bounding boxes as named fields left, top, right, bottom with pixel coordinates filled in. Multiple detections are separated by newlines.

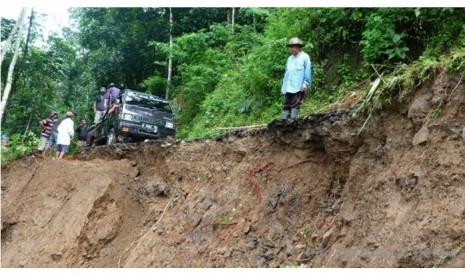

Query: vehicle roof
left=121, top=89, right=168, bottom=103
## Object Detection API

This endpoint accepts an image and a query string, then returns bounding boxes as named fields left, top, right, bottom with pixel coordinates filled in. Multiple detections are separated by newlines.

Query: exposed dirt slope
left=2, top=72, right=465, bottom=268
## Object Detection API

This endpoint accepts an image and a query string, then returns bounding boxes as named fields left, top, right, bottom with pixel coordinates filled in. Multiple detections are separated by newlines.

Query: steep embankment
left=2, top=72, right=465, bottom=268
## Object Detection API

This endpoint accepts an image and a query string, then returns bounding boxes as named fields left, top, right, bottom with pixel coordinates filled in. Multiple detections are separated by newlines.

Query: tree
left=0, top=8, right=27, bottom=123
left=166, top=8, right=173, bottom=100
left=0, top=8, right=26, bottom=66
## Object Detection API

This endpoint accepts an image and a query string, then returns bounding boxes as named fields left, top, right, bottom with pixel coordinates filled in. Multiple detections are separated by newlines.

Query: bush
left=1, top=131, right=40, bottom=163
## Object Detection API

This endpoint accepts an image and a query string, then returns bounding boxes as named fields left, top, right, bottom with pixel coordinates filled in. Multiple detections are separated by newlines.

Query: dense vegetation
left=1, top=8, right=464, bottom=161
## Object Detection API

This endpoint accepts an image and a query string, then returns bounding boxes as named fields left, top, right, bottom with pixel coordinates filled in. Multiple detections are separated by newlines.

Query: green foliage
left=1, top=131, right=39, bottom=162
left=360, top=10, right=406, bottom=65
left=4, top=8, right=465, bottom=144
left=217, top=207, right=237, bottom=225
left=217, top=213, right=235, bottom=225
left=1, top=17, right=15, bottom=41
left=299, top=225, right=314, bottom=249
left=420, top=9, right=465, bottom=57
left=141, top=74, right=166, bottom=97
left=430, top=106, right=443, bottom=119
left=355, top=48, right=464, bottom=133
left=159, top=8, right=465, bottom=139
left=300, top=225, right=312, bottom=239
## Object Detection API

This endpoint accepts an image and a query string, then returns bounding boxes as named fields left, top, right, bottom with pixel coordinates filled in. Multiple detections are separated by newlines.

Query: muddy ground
left=2, top=72, right=465, bottom=267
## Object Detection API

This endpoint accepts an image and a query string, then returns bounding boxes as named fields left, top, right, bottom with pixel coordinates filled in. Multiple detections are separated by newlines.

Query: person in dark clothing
left=105, top=83, right=122, bottom=115
left=75, top=118, right=91, bottom=147
left=94, top=87, right=107, bottom=124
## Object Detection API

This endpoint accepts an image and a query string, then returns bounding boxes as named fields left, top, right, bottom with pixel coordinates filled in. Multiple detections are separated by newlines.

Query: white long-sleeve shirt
left=57, top=118, right=74, bottom=145
left=281, top=51, right=312, bottom=94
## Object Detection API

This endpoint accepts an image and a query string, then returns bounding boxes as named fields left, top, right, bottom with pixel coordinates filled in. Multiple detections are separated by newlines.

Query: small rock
left=145, top=182, right=171, bottom=196
left=244, top=224, right=251, bottom=235
left=217, top=247, right=227, bottom=255
left=268, top=193, right=281, bottom=210
left=154, top=183, right=170, bottom=196
left=19, top=258, right=27, bottom=267
left=233, top=232, right=239, bottom=238
left=297, top=248, right=314, bottom=261
left=285, top=241, right=294, bottom=256
left=51, top=252, right=63, bottom=261
left=322, top=229, right=334, bottom=248
left=130, top=160, right=137, bottom=167
left=223, top=250, right=232, bottom=258
left=245, top=239, right=258, bottom=250
left=412, top=125, right=429, bottom=146
left=462, top=126, right=465, bottom=140
left=257, top=257, right=268, bottom=268
left=145, top=182, right=156, bottom=194
left=115, top=147, right=124, bottom=156
left=130, top=168, right=140, bottom=178
left=263, top=239, right=275, bottom=248
left=261, top=249, right=274, bottom=260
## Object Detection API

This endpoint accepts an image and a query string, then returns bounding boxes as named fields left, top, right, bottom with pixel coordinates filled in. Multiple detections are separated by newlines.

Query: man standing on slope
left=281, top=37, right=312, bottom=119
left=38, top=110, right=58, bottom=154
left=55, top=111, right=76, bottom=160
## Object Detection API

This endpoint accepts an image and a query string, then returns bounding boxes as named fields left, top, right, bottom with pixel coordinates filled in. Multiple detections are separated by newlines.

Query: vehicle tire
left=106, top=128, right=117, bottom=145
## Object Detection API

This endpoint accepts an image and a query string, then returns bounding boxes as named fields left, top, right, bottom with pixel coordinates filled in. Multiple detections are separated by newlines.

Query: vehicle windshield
left=124, top=92, right=172, bottom=113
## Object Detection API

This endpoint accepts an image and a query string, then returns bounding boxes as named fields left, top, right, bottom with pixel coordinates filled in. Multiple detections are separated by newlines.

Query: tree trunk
left=165, top=7, right=173, bottom=100
left=11, top=9, right=35, bottom=100
left=23, top=9, right=35, bottom=56
left=21, top=112, right=33, bottom=145
left=231, top=8, right=235, bottom=34
left=253, top=13, right=257, bottom=32
left=0, top=9, right=27, bottom=124
left=0, top=8, right=26, bottom=67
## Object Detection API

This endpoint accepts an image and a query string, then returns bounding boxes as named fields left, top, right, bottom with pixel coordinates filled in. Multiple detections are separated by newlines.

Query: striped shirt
left=40, top=118, right=56, bottom=138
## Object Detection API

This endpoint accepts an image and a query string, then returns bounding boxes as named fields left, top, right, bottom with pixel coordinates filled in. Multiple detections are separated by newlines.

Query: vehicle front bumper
left=116, top=121, right=175, bottom=141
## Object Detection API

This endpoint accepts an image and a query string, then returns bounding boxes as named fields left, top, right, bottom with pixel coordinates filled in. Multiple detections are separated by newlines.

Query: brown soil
left=2, top=72, right=465, bottom=268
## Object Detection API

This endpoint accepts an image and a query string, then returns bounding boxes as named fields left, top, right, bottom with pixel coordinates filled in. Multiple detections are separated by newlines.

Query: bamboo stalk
left=215, top=124, right=267, bottom=131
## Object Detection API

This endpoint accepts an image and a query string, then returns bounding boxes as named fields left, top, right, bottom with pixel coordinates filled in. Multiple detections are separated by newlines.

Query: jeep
left=87, top=89, right=175, bottom=145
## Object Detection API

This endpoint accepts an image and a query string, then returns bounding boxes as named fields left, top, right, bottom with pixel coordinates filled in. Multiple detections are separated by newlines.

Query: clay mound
left=1, top=72, right=465, bottom=268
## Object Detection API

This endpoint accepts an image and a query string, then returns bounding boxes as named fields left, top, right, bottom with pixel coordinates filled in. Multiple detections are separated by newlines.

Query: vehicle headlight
left=123, top=113, right=133, bottom=121
left=165, top=121, right=174, bottom=129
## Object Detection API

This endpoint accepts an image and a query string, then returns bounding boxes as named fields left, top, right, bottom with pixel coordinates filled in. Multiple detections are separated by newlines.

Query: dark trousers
left=283, top=92, right=303, bottom=111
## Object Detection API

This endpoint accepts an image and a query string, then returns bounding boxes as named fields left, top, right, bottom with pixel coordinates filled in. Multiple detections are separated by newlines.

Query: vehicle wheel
left=106, top=128, right=117, bottom=145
